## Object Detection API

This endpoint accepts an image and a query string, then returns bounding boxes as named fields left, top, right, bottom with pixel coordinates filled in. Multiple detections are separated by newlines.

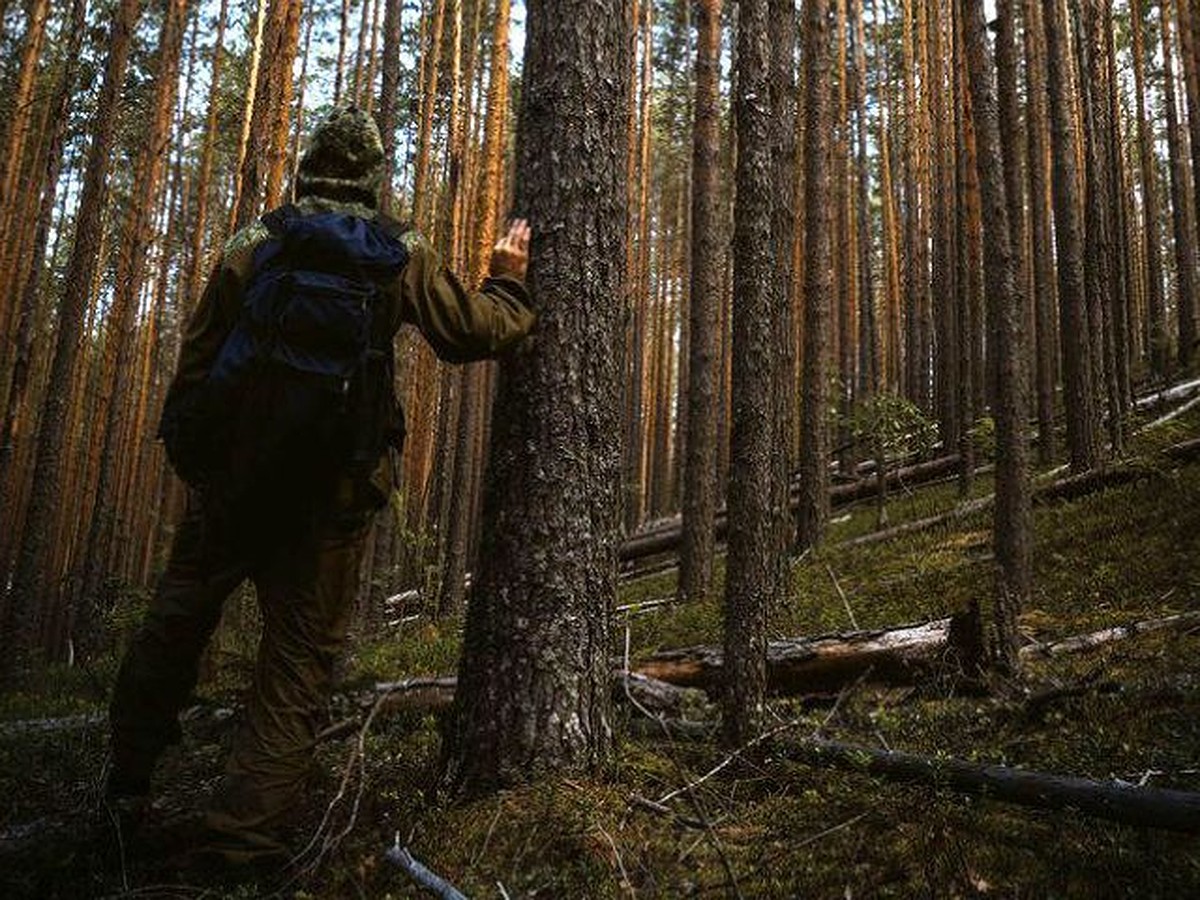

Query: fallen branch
left=777, top=737, right=1200, bottom=833
left=1021, top=611, right=1200, bottom=660
left=385, top=838, right=469, bottom=900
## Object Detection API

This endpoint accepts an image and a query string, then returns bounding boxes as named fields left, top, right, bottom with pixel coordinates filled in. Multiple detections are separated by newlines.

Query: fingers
left=506, top=218, right=530, bottom=252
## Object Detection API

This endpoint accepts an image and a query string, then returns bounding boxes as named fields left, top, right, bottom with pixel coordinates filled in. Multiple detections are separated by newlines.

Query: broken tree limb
left=320, top=672, right=709, bottom=742
left=1020, top=611, right=1200, bottom=659
left=636, top=611, right=1200, bottom=697
left=777, top=737, right=1200, bottom=833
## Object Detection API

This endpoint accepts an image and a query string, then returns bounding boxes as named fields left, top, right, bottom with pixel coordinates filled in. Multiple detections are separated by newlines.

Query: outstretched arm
left=397, top=219, right=537, bottom=363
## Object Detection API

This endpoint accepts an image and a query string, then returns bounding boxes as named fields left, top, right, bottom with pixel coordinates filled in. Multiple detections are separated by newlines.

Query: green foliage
left=846, top=391, right=938, bottom=462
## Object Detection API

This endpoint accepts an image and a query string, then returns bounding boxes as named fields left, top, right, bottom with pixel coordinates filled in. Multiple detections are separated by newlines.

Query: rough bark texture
left=797, top=0, right=836, bottom=552
left=444, top=0, right=630, bottom=793
left=1044, top=0, right=1098, bottom=470
left=722, top=0, right=781, bottom=747
left=1131, top=0, right=1167, bottom=376
left=964, top=0, right=1031, bottom=673
left=1162, top=0, right=1198, bottom=375
left=678, top=0, right=722, bottom=607
left=1024, top=0, right=1057, bottom=465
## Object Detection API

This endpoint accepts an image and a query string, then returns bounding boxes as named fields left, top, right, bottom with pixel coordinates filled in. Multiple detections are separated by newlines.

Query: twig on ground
left=825, top=563, right=858, bottom=630
left=594, top=821, right=636, bottom=897
left=385, top=834, right=468, bottom=900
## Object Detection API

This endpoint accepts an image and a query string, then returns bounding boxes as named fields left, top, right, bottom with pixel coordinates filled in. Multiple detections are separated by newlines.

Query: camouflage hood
left=295, top=106, right=386, bottom=210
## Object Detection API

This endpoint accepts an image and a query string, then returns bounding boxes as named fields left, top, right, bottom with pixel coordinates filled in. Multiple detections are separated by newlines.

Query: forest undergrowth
left=2, top=407, right=1199, bottom=898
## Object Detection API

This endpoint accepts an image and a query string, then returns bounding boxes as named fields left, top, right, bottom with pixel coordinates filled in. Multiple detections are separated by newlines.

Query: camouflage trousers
left=109, top=489, right=369, bottom=861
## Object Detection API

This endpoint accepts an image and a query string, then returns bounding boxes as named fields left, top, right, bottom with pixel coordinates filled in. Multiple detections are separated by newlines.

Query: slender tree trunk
left=678, top=0, right=723, bottom=607
left=964, top=0, right=1031, bottom=673
left=1045, top=0, right=1098, bottom=470
left=378, top=0, right=404, bottom=213
left=1132, top=0, right=1169, bottom=377
left=0, top=0, right=89, bottom=574
left=1163, top=0, right=1198, bottom=372
left=1024, top=0, right=1058, bottom=463
left=797, top=0, right=835, bottom=551
left=76, top=0, right=190, bottom=653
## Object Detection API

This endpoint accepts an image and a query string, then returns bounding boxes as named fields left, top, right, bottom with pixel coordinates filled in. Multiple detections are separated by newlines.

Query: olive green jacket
left=165, top=196, right=535, bottom=505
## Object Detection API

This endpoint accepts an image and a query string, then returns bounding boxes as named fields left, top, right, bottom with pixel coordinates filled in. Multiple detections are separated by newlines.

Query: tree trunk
left=722, top=0, right=783, bottom=746
left=964, top=0, right=1031, bottom=673
left=678, top=0, right=723, bottom=607
left=1132, top=0, right=1169, bottom=377
left=1045, top=0, right=1098, bottom=470
left=75, top=0, right=190, bottom=654
left=797, top=0, right=836, bottom=552
left=444, top=0, right=629, bottom=793
left=1163, top=0, right=1198, bottom=374
left=1024, top=0, right=1058, bottom=464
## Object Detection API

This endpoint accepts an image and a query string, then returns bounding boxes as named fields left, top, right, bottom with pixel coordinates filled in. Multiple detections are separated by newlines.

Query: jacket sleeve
left=395, top=234, right=536, bottom=363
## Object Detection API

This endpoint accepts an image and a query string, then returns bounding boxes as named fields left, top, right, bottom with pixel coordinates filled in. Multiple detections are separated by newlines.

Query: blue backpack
left=160, top=204, right=410, bottom=510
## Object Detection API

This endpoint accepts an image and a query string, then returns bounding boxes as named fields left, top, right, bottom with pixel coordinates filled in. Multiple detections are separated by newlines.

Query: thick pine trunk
left=444, top=0, right=629, bottom=793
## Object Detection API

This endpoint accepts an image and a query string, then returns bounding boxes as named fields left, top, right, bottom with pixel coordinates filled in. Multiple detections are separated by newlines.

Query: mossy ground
left=3, top=407, right=1199, bottom=898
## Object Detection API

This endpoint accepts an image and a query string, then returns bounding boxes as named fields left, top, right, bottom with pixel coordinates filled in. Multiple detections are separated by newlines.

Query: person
left=105, top=106, right=535, bottom=866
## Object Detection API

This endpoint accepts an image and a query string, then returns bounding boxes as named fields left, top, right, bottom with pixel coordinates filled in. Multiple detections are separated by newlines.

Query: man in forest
left=104, top=106, right=534, bottom=869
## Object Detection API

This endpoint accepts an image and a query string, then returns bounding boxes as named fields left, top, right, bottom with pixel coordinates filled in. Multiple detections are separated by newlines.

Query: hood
left=295, top=106, right=386, bottom=210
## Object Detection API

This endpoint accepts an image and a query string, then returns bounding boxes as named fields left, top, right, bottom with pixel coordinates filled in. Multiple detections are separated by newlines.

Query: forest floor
left=3, top=403, right=1200, bottom=898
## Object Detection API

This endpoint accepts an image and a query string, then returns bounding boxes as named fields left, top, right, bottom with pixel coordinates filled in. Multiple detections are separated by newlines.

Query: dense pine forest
left=2, top=0, right=1200, bottom=896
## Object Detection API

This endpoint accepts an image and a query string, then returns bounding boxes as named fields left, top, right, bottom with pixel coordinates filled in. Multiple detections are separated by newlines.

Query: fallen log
left=777, top=737, right=1200, bottom=833
left=619, top=454, right=965, bottom=563
left=636, top=611, right=1200, bottom=697
left=637, top=616, right=975, bottom=696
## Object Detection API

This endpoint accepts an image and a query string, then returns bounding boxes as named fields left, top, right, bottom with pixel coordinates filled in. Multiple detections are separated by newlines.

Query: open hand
left=489, top=218, right=531, bottom=281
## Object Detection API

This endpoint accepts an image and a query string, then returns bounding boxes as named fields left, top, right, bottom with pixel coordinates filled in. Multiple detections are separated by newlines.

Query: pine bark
left=678, top=0, right=723, bottom=607
left=1024, top=0, right=1058, bottom=463
left=964, top=0, right=1031, bottom=672
left=1163, top=0, right=1198, bottom=373
left=1044, top=0, right=1098, bottom=470
left=796, top=0, right=836, bottom=552
left=1132, top=0, right=1169, bottom=377
left=445, top=0, right=629, bottom=793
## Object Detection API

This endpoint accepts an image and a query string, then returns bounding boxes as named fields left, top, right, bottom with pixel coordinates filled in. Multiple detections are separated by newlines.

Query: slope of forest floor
left=3, top=407, right=1200, bottom=898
